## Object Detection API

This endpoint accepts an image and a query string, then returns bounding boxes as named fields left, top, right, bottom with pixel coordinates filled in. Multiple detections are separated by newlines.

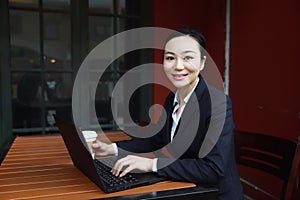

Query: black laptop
left=56, top=119, right=168, bottom=193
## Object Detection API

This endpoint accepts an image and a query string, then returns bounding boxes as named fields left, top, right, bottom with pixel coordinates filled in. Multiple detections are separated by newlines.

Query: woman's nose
left=174, top=58, right=184, bottom=70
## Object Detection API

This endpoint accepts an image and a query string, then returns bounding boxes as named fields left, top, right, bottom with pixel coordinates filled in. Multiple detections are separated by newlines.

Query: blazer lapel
left=176, top=93, right=199, bottom=134
left=164, top=93, right=175, bottom=143
left=171, top=77, right=206, bottom=144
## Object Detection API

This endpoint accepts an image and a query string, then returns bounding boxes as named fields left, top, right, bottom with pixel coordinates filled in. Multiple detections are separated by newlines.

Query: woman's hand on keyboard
left=111, top=155, right=153, bottom=177
left=92, top=140, right=115, bottom=157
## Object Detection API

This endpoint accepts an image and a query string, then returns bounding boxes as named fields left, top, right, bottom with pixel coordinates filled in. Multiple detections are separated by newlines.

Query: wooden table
left=0, top=132, right=217, bottom=200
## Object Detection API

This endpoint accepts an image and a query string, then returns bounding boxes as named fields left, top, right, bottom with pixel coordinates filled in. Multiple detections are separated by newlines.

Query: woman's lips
left=172, top=73, right=187, bottom=80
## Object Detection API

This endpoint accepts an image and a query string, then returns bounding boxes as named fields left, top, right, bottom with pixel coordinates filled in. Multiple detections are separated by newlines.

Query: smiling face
left=163, top=35, right=206, bottom=95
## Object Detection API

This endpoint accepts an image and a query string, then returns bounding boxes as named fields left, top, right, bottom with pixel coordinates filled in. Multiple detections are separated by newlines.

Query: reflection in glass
left=11, top=71, right=73, bottom=130
left=44, top=73, right=72, bottom=128
left=89, top=16, right=113, bottom=51
left=89, top=0, right=113, bottom=14
left=116, top=0, right=126, bottom=15
left=44, top=73, right=73, bottom=104
left=8, top=0, right=142, bottom=133
left=11, top=72, right=42, bottom=128
left=43, top=13, right=71, bottom=70
left=43, top=0, right=70, bottom=10
left=9, top=0, right=38, bottom=8
left=10, top=10, right=40, bottom=70
left=116, top=18, right=125, bottom=34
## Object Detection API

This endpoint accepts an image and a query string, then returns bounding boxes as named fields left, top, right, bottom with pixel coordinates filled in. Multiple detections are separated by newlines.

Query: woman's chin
left=171, top=82, right=189, bottom=89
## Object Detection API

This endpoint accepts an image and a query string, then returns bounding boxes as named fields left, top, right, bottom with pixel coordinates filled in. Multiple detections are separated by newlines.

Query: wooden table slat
left=0, top=171, right=85, bottom=185
left=0, top=133, right=198, bottom=200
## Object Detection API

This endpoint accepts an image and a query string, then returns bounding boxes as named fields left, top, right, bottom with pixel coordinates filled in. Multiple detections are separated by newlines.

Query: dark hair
left=164, top=28, right=206, bottom=59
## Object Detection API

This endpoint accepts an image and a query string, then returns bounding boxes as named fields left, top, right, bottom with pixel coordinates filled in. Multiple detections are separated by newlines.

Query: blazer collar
left=166, top=76, right=208, bottom=140
left=190, top=75, right=208, bottom=103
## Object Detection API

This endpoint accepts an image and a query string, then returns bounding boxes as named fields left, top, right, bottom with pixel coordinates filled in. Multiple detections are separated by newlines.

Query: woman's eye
left=165, top=56, right=175, bottom=61
left=184, top=56, right=193, bottom=61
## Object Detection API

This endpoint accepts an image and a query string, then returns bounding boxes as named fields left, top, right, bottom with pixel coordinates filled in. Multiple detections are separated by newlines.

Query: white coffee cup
left=82, top=130, right=97, bottom=158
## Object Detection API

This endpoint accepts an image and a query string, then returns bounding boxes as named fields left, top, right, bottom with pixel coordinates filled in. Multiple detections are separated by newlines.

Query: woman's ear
left=199, top=56, right=206, bottom=71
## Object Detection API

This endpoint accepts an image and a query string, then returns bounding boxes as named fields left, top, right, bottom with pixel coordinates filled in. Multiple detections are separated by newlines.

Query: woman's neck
left=177, top=77, right=199, bottom=104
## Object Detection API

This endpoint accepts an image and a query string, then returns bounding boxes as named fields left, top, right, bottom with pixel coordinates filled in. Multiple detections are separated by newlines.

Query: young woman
left=93, top=29, right=243, bottom=200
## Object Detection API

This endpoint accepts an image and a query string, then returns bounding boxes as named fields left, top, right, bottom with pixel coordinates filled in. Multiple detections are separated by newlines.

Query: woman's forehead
left=164, top=36, right=200, bottom=53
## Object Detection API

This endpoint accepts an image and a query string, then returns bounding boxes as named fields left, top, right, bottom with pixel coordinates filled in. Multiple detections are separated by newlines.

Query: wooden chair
left=234, top=131, right=300, bottom=200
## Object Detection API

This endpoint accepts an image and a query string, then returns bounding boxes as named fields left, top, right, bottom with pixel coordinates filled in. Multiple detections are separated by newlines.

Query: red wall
left=152, top=0, right=300, bottom=142
left=152, top=0, right=227, bottom=121
left=230, top=0, right=300, bottom=142
left=151, top=2, right=300, bottom=197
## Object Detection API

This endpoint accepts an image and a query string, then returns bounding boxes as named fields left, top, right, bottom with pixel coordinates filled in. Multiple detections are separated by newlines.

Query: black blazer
left=117, top=77, right=244, bottom=200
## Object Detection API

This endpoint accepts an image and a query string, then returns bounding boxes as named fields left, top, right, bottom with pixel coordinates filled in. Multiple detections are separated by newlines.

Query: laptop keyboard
left=94, top=159, right=139, bottom=187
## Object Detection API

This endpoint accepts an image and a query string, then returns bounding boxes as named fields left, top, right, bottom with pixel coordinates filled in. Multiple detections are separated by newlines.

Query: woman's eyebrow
left=165, top=50, right=196, bottom=55
left=182, top=50, right=197, bottom=54
left=164, top=51, right=175, bottom=55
